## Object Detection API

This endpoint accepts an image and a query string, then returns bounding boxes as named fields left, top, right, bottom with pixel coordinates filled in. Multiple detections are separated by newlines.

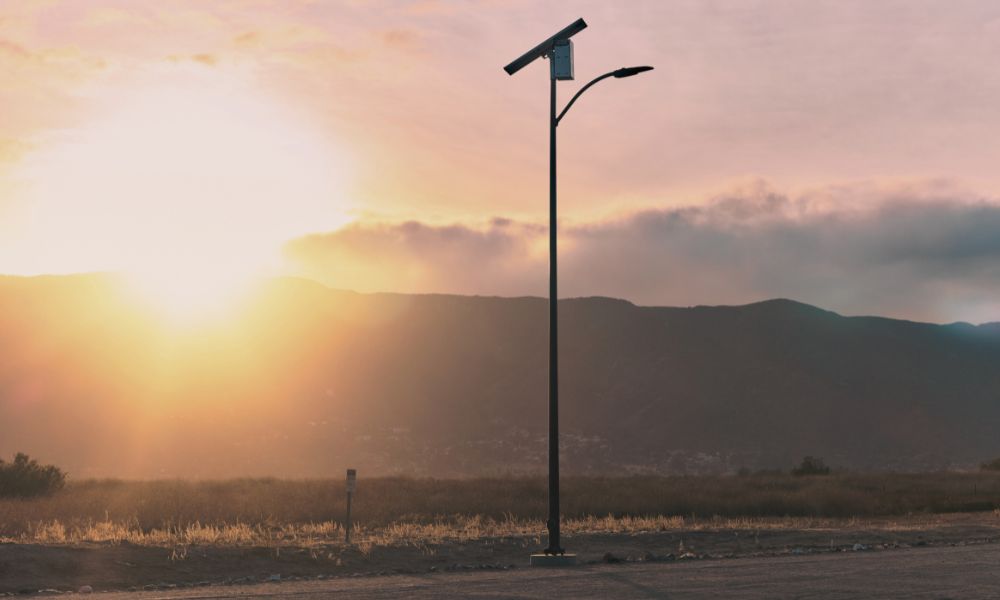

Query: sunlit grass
left=8, top=513, right=983, bottom=548
left=2, top=473, right=999, bottom=548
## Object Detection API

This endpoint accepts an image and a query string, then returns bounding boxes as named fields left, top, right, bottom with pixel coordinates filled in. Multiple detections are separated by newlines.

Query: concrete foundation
left=529, top=553, right=578, bottom=567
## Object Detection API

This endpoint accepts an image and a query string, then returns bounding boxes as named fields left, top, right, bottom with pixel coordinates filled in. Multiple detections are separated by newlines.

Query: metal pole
left=545, top=69, right=563, bottom=556
left=345, top=490, right=353, bottom=544
left=345, top=468, right=356, bottom=544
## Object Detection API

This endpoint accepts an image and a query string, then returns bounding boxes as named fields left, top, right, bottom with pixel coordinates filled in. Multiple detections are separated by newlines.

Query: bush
left=791, top=455, right=831, bottom=476
left=980, top=458, right=1000, bottom=472
left=0, top=453, right=67, bottom=497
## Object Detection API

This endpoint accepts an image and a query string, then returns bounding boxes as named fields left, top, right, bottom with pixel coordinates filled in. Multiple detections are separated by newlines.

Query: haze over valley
left=4, top=274, right=999, bottom=478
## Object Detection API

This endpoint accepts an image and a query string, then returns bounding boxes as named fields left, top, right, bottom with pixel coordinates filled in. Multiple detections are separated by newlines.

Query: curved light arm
left=555, top=72, right=616, bottom=126
left=555, top=66, right=654, bottom=126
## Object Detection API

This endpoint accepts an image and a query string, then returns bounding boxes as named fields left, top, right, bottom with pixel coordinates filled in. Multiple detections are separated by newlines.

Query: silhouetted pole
left=543, top=65, right=653, bottom=556
left=345, top=468, right=356, bottom=544
left=546, top=73, right=562, bottom=555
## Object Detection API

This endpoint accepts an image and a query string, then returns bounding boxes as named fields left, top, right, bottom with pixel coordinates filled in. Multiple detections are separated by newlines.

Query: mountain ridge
left=1, top=274, right=999, bottom=477
left=3, top=272, right=999, bottom=327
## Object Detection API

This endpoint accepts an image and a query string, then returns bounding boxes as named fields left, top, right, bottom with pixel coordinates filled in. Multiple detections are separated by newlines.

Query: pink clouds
left=284, top=181, right=1000, bottom=324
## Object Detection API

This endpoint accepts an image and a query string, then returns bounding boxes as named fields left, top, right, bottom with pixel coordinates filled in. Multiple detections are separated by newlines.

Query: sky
left=3, top=0, right=1000, bottom=323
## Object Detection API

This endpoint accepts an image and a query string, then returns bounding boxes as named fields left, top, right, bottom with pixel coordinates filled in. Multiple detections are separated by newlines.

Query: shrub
left=791, top=455, right=831, bottom=476
left=0, top=453, right=67, bottom=498
left=980, top=458, right=1000, bottom=472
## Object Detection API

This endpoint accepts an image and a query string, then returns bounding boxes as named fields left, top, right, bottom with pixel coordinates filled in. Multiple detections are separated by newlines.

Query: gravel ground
left=88, top=543, right=1000, bottom=599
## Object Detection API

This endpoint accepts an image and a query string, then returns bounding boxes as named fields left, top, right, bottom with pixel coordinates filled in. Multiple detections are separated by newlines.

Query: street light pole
left=546, top=69, right=562, bottom=556
left=504, top=19, right=652, bottom=564
left=544, top=64, right=652, bottom=557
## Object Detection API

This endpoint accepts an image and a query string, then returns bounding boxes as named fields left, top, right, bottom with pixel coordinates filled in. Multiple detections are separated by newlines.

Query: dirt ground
left=95, top=544, right=1000, bottom=600
left=2, top=512, right=998, bottom=594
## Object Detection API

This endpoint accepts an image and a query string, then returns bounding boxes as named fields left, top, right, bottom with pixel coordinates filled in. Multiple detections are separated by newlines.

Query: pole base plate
left=530, top=553, right=578, bottom=567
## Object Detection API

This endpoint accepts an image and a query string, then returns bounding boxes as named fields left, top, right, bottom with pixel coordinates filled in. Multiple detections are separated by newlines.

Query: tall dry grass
left=1, top=473, right=999, bottom=546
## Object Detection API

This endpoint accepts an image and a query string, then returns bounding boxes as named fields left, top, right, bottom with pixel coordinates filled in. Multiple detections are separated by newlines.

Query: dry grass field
left=2, top=472, right=1000, bottom=546
left=3, top=474, right=1000, bottom=593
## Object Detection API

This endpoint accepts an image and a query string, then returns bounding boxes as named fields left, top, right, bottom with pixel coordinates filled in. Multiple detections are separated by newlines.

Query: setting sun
left=7, top=71, right=350, bottom=319
left=121, top=262, right=258, bottom=323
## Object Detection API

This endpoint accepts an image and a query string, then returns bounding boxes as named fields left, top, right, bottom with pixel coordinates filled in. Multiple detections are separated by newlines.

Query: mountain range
left=2, top=274, right=999, bottom=478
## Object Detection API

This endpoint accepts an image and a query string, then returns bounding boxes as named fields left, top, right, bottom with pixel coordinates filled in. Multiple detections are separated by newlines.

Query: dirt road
left=99, top=544, right=999, bottom=599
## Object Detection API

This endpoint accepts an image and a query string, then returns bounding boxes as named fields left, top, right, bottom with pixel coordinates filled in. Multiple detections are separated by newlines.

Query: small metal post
left=345, top=468, right=356, bottom=544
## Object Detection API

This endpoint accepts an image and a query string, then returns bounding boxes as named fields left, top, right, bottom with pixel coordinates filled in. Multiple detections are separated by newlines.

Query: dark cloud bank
left=284, top=183, right=1000, bottom=324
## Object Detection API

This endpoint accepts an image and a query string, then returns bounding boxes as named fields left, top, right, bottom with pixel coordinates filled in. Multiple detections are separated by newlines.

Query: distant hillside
left=2, top=274, right=999, bottom=477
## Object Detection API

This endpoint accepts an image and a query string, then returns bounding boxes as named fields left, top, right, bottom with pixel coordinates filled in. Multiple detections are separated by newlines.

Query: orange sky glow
left=4, top=1, right=1000, bottom=322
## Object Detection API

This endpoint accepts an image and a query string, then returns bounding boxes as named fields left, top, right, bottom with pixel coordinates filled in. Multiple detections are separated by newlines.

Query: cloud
left=0, top=138, right=30, bottom=162
left=0, top=39, right=31, bottom=59
left=0, top=37, right=106, bottom=156
left=379, top=29, right=421, bottom=50
left=166, top=53, right=217, bottom=66
left=192, top=53, right=216, bottom=66
left=233, top=31, right=260, bottom=46
left=284, top=218, right=547, bottom=298
left=284, top=182, right=1000, bottom=324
